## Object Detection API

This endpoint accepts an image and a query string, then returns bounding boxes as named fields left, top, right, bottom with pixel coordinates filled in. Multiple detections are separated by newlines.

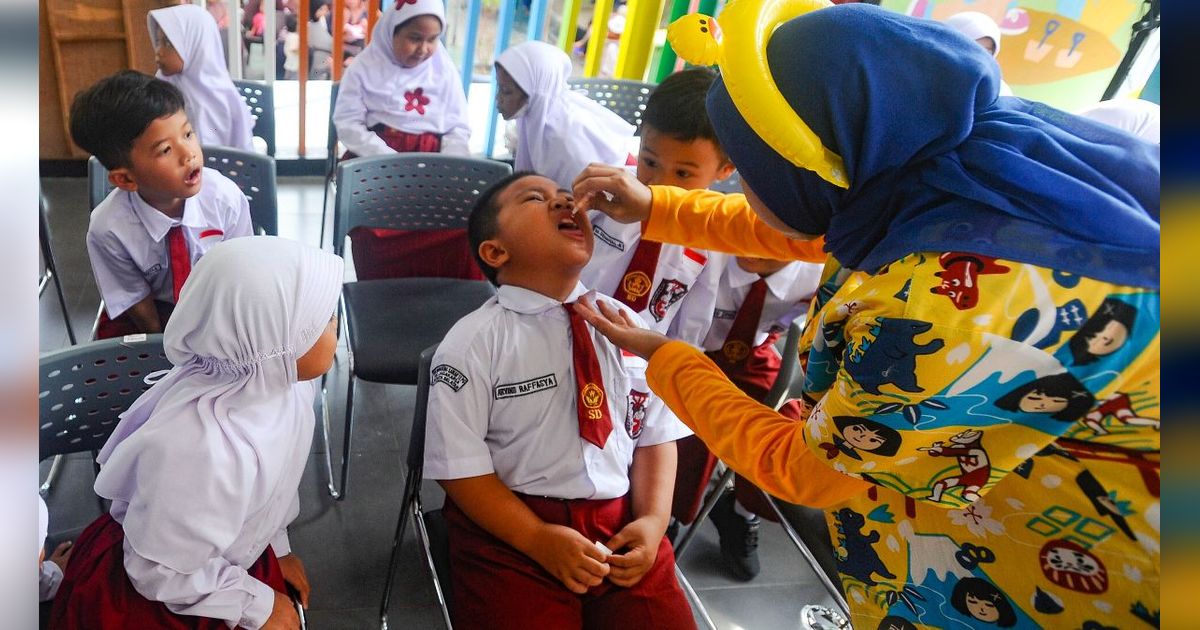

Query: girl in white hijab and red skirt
left=49, top=236, right=342, bottom=630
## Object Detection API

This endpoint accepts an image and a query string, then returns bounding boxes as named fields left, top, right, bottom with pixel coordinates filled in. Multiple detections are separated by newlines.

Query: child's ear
left=478, top=239, right=510, bottom=271
left=108, top=168, right=138, bottom=192
left=716, top=160, right=736, bottom=182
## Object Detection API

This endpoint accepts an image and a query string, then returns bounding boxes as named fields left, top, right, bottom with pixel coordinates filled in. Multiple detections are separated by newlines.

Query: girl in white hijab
left=333, top=0, right=471, bottom=157
left=49, top=237, right=342, bottom=630
left=149, top=4, right=255, bottom=152
left=944, top=11, right=1015, bottom=96
left=495, top=40, right=636, bottom=189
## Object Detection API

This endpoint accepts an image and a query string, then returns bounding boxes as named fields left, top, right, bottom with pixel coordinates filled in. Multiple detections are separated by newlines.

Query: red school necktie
left=565, top=304, right=614, bottom=449
left=718, top=278, right=768, bottom=368
left=616, top=239, right=663, bottom=312
left=167, top=225, right=191, bottom=302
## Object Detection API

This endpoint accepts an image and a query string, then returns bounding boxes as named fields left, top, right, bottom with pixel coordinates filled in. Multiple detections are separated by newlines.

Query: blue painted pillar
left=484, top=0, right=516, bottom=157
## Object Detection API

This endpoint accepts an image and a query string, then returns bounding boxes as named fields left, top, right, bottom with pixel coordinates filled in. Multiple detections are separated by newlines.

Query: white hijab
left=94, top=236, right=342, bottom=571
left=1076, top=98, right=1160, bottom=144
left=149, top=4, right=255, bottom=151
left=339, top=0, right=467, bottom=136
left=945, top=11, right=1002, bottom=56
left=497, top=40, right=636, bottom=188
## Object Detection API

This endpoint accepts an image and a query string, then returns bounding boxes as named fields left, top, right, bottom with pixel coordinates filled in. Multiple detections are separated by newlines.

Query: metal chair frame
left=320, top=82, right=340, bottom=248
left=40, top=193, right=76, bottom=345
left=566, top=78, right=655, bottom=132
left=232, top=79, right=277, bottom=156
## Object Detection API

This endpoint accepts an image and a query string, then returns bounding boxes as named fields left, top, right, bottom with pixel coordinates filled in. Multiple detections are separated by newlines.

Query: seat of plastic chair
left=342, top=278, right=495, bottom=384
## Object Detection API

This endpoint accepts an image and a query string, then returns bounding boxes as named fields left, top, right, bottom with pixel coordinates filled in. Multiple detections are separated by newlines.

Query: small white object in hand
left=594, top=541, right=613, bottom=556
left=601, top=190, right=615, bottom=202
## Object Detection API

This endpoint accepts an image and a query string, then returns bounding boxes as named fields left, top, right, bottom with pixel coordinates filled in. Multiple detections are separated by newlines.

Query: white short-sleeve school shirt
left=85, top=168, right=252, bottom=319
left=701, top=259, right=825, bottom=352
left=423, top=282, right=692, bottom=500
left=581, top=211, right=722, bottom=347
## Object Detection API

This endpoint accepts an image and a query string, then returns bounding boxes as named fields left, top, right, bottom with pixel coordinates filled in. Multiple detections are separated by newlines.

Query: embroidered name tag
left=432, top=364, right=469, bottom=392
left=592, top=225, right=625, bottom=252
left=713, top=308, right=737, bottom=320
left=494, top=374, right=558, bottom=399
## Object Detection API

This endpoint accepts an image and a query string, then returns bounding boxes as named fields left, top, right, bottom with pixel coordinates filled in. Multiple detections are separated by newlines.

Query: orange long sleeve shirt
left=642, top=186, right=868, bottom=508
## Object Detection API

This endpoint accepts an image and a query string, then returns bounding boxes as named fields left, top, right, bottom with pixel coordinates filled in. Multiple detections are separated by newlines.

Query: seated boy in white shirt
left=69, top=70, right=252, bottom=338
left=424, top=172, right=697, bottom=629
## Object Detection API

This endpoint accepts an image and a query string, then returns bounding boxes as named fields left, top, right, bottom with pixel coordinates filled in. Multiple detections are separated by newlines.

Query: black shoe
left=709, top=493, right=761, bottom=581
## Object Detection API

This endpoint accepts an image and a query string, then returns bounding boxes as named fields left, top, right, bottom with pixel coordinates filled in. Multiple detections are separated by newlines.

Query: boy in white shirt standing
left=424, top=172, right=696, bottom=629
left=70, top=70, right=252, bottom=338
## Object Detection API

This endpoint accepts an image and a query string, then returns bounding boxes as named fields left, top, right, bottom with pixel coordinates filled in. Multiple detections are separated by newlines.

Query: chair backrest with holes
left=88, top=156, right=116, bottom=211
left=233, top=79, right=276, bottom=156
left=38, top=335, right=172, bottom=461
left=332, top=155, right=512, bottom=255
left=202, top=146, right=279, bottom=236
left=566, top=78, right=654, bottom=131
left=710, top=170, right=742, bottom=194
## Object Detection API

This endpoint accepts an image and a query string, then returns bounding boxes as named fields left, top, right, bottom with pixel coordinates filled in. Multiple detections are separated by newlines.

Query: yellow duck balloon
left=667, top=0, right=849, bottom=189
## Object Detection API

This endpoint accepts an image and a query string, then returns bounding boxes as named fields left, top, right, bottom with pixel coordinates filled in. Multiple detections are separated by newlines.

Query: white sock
left=733, top=497, right=757, bottom=521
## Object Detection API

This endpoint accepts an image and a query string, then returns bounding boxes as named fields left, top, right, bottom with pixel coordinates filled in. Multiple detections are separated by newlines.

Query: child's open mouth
left=184, top=167, right=201, bottom=187
left=557, top=214, right=584, bottom=240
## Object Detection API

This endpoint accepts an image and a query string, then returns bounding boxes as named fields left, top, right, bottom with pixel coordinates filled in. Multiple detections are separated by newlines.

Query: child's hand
left=261, top=590, right=301, bottom=630
left=572, top=164, right=652, bottom=223
left=573, top=298, right=670, bottom=360
left=529, top=523, right=611, bottom=594
left=276, top=553, right=310, bottom=608
left=604, top=517, right=665, bottom=587
left=47, top=541, right=73, bottom=569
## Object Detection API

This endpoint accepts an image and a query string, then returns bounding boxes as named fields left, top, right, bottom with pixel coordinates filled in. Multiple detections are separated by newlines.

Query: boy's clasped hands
left=531, top=515, right=667, bottom=593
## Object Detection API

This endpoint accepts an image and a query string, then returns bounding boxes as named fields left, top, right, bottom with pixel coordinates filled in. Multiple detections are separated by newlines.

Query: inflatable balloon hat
left=666, top=0, right=849, bottom=189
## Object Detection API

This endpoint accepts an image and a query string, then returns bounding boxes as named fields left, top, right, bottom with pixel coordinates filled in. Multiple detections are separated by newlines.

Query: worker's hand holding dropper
left=571, top=163, right=653, bottom=224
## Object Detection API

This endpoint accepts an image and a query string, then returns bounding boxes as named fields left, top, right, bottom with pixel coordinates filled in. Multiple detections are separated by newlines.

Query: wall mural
left=881, top=0, right=1145, bottom=112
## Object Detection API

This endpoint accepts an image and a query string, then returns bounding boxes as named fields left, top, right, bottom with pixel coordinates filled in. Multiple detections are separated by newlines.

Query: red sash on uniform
left=341, top=126, right=484, bottom=282
left=615, top=239, right=663, bottom=312
left=48, top=513, right=287, bottom=630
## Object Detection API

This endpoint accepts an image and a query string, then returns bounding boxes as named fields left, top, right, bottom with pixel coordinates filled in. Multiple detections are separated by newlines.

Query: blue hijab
left=707, top=4, right=1159, bottom=289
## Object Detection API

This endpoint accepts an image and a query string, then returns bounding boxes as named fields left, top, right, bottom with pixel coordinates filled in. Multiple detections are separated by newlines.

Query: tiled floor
left=38, top=176, right=841, bottom=629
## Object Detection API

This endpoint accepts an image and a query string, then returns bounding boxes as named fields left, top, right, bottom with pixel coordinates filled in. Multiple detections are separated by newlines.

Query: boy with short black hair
left=71, top=70, right=252, bottom=337
left=426, top=172, right=696, bottom=629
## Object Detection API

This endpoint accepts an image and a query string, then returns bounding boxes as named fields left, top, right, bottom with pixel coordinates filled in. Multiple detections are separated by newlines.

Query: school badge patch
left=621, top=271, right=653, bottom=302
left=625, top=390, right=648, bottom=439
left=722, top=340, right=751, bottom=364
left=649, top=279, right=689, bottom=322
left=581, top=383, right=605, bottom=419
left=432, top=364, right=468, bottom=392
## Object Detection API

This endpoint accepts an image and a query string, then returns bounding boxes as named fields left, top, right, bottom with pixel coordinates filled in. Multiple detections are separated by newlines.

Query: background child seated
left=581, top=68, right=729, bottom=348
left=332, top=0, right=477, bottom=281
left=494, top=40, right=636, bottom=189
left=148, top=3, right=255, bottom=152
left=424, top=172, right=696, bottom=629
left=689, top=255, right=823, bottom=580
left=70, top=71, right=252, bottom=338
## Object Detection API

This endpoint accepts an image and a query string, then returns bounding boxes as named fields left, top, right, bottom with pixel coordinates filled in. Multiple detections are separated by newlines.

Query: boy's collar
left=727, top=258, right=801, bottom=299
left=497, top=282, right=591, bottom=314
left=126, top=190, right=204, bottom=242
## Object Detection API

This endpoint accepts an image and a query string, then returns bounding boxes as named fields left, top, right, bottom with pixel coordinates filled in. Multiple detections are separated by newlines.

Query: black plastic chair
left=566, top=78, right=655, bottom=132
left=672, top=319, right=850, bottom=619
left=40, top=192, right=76, bottom=346
left=321, top=154, right=507, bottom=500
left=233, top=79, right=277, bottom=156
left=88, top=156, right=114, bottom=211
left=202, top=146, right=279, bottom=236
left=38, top=335, right=172, bottom=510
left=379, top=345, right=453, bottom=630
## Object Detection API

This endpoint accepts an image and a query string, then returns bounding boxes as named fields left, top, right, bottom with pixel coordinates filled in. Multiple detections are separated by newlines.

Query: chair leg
left=39, top=454, right=64, bottom=497
left=320, top=173, right=334, bottom=249
left=333, top=370, right=356, bottom=501
left=674, top=466, right=736, bottom=559
left=675, top=564, right=717, bottom=630
left=51, top=270, right=76, bottom=345
left=413, top=500, right=453, bottom=630
left=317, top=372, right=340, bottom=498
left=379, top=473, right=419, bottom=630
left=762, top=492, right=851, bottom=619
